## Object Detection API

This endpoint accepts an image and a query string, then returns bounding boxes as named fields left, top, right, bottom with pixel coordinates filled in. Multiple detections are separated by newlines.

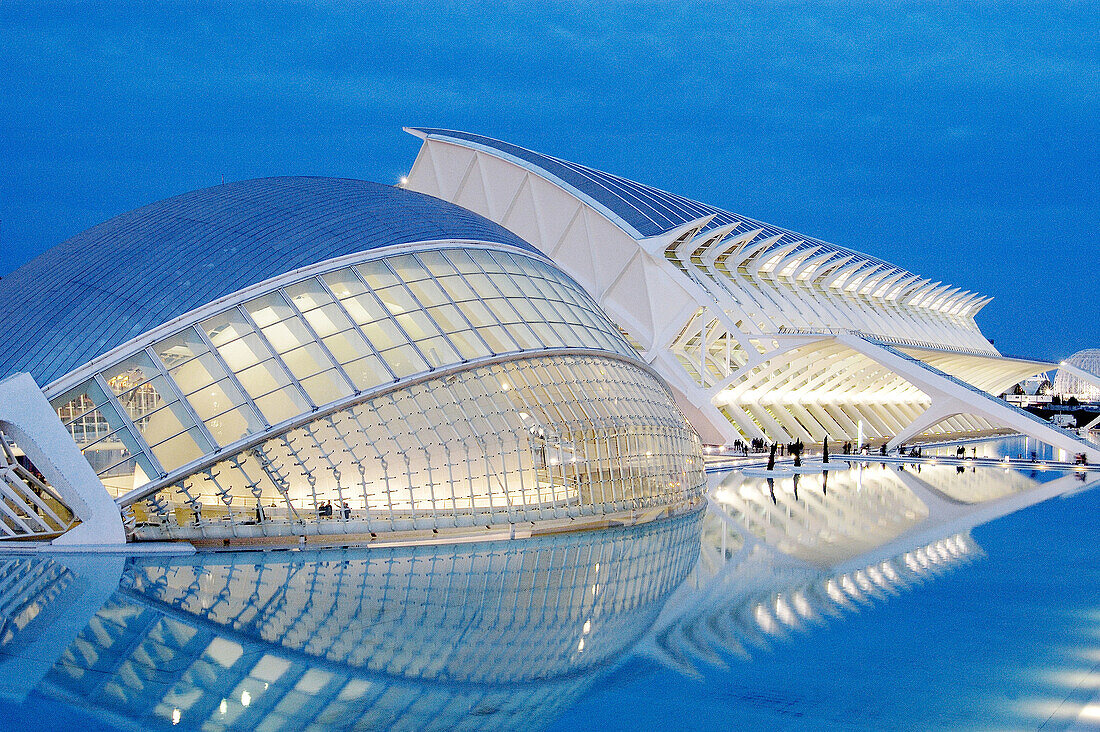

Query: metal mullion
left=419, top=381, right=462, bottom=524
left=270, top=288, right=357, bottom=393
left=236, top=305, right=317, bottom=410
left=314, top=274, right=399, bottom=381
left=193, top=316, right=273, bottom=429
left=348, top=265, right=434, bottom=369
left=412, top=252, right=497, bottom=356
left=94, top=373, right=164, bottom=477
left=143, top=346, right=219, bottom=453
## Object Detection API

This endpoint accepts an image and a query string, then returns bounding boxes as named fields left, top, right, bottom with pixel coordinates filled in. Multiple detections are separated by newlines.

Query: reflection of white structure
left=404, top=129, right=1098, bottom=460
left=1054, top=349, right=1100, bottom=401
left=644, top=463, right=1100, bottom=675
left=0, top=178, right=704, bottom=545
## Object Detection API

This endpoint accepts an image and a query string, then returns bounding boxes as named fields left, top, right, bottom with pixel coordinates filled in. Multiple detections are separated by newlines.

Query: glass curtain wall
left=49, top=247, right=635, bottom=497
left=128, top=354, right=705, bottom=541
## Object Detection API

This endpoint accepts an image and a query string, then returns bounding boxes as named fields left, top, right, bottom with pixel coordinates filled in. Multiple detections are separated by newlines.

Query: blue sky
left=1, top=1, right=1096, bottom=361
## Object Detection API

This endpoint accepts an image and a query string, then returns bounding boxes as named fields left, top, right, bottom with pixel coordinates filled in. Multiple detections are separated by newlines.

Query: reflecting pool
left=1, top=443, right=1099, bottom=731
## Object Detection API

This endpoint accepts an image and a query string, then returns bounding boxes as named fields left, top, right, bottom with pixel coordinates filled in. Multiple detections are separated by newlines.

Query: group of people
left=318, top=500, right=352, bottom=519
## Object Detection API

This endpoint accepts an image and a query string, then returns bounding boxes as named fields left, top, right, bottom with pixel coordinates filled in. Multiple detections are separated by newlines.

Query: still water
left=1, top=442, right=1098, bottom=731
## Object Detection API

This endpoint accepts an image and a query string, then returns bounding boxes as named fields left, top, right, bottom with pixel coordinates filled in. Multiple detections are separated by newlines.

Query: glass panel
left=394, top=310, right=440, bottom=341
left=387, top=254, right=431, bottom=281
left=455, top=299, right=495, bottom=327
left=445, top=250, right=481, bottom=274
left=355, top=260, right=400, bottom=289
left=404, top=277, right=449, bottom=308
left=425, top=303, right=469, bottom=333
left=476, top=325, right=517, bottom=354
left=342, top=355, right=391, bottom=390
left=202, top=308, right=254, bottom=347
left=153, top=327, right=209, bottom=368
left=170, top=352, right=228, bottom=395
left=186, top=379, right=247, bottom=421
left=375, top=285, right=419, bottom=316
left=299, top=370, right=352, bottom=405
left=261, top=317, right=312, bottom=354
left=484, top=297, right=521, bottom=324
left=134, top=400, right=194, bottom=446
left=244, top=292, right=295, bottom=328
left=103, top=351, right=160, bottom=395
left=53, top=380, right=107, bottom=424
left=150, top=428, right=209, bottom=472
left=116, top=375, right=173, bottom=422
left=446, top=330, right=491, bottom=360
left=254, top=388, right=310, bottom=424
left=416, top=250, right=457, bottom=277
left=469, top=248, right=505, bottom=273
left=217, top=332, right=272, bottom=371
left=529, top=321, right=568, bottom=349
left=487, top=273, right=522, bottom=298
left=281, top=342, right=331, bottom=380
left=340, top=293, right=389, bottom=325
left=360, top=318, right=406, bottom=351
left=438, top=274, right=478, bottom=302
left=321, top=329, right=372, bottom=364
left=303, top=303, right=352, bottom=337
left=52, top=381, right=128, bottom=448
left=236, top=359, right=292, bottom=398
left=284, top=278, right=333, bottom=312
left=502, top=322, right=542, bottom=350
left=379, top=344, right=428, bottom=378
left=97, top=454, right=157, bottom=495
left=417, top=336, right=460, bottom=369
left=82, top=427, right=139, bottom=476
left=204, top=405, right=264, bottom=447
left=323, top=269, right=368, bottom=299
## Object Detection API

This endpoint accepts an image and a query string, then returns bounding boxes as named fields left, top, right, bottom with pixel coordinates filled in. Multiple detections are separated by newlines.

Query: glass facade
left=51, top=247, right=636, bottom=498
left=129, top=354, right=704, bottom=541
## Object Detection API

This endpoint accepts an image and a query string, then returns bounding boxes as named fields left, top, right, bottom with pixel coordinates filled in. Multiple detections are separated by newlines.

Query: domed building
left=0, top=177, right=705, bottom=546
left=1054, top=349, right=1100, bottom=402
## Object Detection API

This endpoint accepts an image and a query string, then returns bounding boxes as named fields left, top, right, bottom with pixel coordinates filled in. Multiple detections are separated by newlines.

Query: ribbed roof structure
left=1053, top=349, right=1100, bottom=399
left=0, top=176, right=535, bottom=386
left=410, top=127, right=900, bottom=270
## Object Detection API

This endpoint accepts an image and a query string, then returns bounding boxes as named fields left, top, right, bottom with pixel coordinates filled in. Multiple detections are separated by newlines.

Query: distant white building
left=1054, top=349, right=1100, bottom=401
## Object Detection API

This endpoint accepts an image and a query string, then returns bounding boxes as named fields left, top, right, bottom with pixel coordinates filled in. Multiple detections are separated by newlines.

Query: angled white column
left=0, top=373, right=126, bottom=545
left=834, top=336, right=1100, bottom=461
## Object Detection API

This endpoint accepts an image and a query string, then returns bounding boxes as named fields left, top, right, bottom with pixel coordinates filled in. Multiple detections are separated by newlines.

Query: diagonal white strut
left=834, top=335, right=1100, bottom=461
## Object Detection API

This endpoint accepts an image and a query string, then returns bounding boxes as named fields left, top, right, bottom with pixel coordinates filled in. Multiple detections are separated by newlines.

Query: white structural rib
left=0, top=373, right=126, bottom=545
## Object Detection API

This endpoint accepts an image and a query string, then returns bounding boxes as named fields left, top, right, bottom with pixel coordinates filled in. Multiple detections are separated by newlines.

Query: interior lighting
left=577, top=638, right=585, bottom=652
left=241, top=691, right=251, bottom=707
left=172, top=709, right=181, bottom=725
left=219, top=699, right=227, bottom=715
left=583, top=620, right=591, bottom=634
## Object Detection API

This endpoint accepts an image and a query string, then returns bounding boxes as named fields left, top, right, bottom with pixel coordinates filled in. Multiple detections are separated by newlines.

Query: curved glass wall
left=128, top=354, right=705, bottom=542
left=48, top=247, right=636, bottom=497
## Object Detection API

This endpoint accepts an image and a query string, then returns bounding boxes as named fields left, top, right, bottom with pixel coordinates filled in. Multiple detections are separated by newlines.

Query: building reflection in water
left=1, top=462, right=1097, bottom=729
left=0, top=513, right=701, bottom=731
left=640, top=462, right=1100, bottom=676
